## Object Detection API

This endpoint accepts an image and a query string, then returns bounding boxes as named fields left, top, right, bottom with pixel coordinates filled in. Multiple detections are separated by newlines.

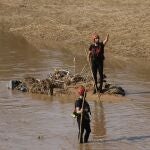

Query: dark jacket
left=89, top=42, right=105, bottom=61
left=75, top=98, right=91, bottom=122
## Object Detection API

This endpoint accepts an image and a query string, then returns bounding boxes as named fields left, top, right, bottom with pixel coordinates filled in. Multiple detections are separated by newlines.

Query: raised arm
left=103, top=34, right=109, bottom=46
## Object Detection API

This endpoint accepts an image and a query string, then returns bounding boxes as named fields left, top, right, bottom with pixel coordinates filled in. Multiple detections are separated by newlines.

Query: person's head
left=78, top=85, right=86, bottom=98
left=92, top=33, right=100, bottom=44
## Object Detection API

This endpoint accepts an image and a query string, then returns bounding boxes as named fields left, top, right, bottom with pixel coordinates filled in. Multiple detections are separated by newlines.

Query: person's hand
left=80, top=108, right=83, bottom=113
left=107, top=33, right=109, bottom=38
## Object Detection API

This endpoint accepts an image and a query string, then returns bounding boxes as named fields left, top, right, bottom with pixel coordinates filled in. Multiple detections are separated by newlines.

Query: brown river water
left=0, top=32, right=150, bottom=150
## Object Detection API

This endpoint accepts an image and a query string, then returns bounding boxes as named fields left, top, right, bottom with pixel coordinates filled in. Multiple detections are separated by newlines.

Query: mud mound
left=8, top=69, right=125, bottom=96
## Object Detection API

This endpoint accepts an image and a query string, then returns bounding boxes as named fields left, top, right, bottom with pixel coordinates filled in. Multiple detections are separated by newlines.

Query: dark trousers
left=77, top=117, right=91, bottom=143
left=91, top=60, right=104, bottom=92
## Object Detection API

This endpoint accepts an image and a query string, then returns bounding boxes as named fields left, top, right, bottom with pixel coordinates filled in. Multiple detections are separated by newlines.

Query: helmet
left=78, top=86, right=86, bottom=96
left=92, top=33, right=99, bottom=42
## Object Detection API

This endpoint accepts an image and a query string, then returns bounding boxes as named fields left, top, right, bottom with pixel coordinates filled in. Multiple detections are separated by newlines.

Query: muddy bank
left=0, top=0, right=150, bottom=59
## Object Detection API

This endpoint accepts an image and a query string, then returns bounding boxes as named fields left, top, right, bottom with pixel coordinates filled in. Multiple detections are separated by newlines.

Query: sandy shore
left=0, top=0, right=150, bottom=59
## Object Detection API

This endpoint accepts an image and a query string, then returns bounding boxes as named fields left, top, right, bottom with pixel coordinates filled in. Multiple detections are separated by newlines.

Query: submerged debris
left=104, top=83, right=125, bottom=96
left=8, top=69, right=125, bottom=96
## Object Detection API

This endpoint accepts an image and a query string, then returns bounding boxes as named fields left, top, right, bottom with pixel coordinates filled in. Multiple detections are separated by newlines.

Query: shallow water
left=0, top=32, right=150, bottom=150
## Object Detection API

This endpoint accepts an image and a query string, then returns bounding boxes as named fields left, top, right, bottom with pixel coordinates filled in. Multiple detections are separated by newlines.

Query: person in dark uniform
left=75, top=86, right=91, bottom=143
left=88, top=33, right=109, bottom=94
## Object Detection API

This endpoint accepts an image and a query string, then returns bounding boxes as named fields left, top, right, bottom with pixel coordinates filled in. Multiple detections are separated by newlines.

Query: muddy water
left=0, top=33, right=150, bottom=150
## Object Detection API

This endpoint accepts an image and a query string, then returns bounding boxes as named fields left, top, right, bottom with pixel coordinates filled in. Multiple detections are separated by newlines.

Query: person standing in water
left=88, top=33, right=109, bottom=94
left=75, top=86, right=91, bottom=143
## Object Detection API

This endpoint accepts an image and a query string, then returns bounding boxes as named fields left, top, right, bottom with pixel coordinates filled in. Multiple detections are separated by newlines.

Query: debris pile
left=104, top=83, right=125, bottom=96
left=8, top=69, right=125, bottom=96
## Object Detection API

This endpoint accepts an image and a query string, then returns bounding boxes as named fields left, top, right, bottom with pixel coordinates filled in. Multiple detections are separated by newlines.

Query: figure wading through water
left=75, top=86, right=91, bottom=143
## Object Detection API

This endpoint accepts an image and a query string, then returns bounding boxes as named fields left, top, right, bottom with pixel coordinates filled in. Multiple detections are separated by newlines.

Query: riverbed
left=0, top=37, right=150, bottom=150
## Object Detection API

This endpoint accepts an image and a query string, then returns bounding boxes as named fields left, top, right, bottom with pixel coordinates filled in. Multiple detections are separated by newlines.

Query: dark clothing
left=89, top=42, right=105, bottom=92
left=91, top=60, right=104, bottom=91
left=77, top=117, right=91, bottom=143
left=75, top=98, right=91, bottom=121
left=75, top=98, right=91, bottom=143
left=89, top=42, right=105, bottom=61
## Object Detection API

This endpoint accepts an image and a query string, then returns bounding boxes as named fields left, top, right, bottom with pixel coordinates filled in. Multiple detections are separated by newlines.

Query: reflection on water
left=92, top=101, right=106, bottom=139
left=0, top=31, right=150, bottom=149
